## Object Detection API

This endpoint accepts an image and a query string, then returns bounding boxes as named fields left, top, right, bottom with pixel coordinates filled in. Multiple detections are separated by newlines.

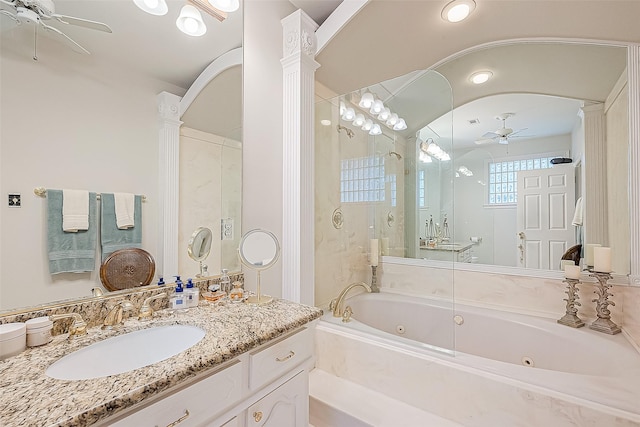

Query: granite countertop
left=0, top=298, right=323, bottom=427
left=420, top=242, right=473, bottom=252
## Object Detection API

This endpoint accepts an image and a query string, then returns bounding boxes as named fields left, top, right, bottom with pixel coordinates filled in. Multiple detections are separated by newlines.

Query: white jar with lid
left=26, top=317, right=54, bottom=347
left=0, top=322, right=27, bottom=360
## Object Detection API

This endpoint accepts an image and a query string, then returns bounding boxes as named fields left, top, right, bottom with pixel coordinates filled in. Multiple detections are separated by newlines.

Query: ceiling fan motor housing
left=16, top=7, right=40, bottom=24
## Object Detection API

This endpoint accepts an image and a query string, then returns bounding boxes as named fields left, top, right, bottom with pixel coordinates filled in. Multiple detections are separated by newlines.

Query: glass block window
left=388, top=174, right=397, bottom=207
left=488, top=156, right=555, bottom=205
left=340, top=156, right=385, bottom=203
left=418, top=170, right=425, bottom=208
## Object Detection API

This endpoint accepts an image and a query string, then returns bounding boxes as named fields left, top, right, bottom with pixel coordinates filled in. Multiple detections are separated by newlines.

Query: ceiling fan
left=475, top=113, right=528, bottom=145
left=0, top=0, right=111, bottom=57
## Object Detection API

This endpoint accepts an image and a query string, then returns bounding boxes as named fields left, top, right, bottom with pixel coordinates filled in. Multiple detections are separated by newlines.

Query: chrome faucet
left=50, top=312, right=88, bottom=337
left=138, top=293, right=168, bottom=321
left=102, top=300, right=134, bottom=329
left=330, top=282, right=372, bottom=317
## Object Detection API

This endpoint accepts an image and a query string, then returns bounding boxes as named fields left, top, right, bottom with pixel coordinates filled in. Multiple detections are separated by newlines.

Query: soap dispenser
left=170, top=276, right=186, bottom=311
left=185, top=278, right=200, bottom=308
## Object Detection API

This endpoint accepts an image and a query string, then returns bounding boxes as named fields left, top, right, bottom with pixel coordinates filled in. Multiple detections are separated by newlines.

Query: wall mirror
left=319, top=41, right=630, bottom=280
left=187, top=227, right=213, bottom=277
left=0, top=2, right=242, bottom=313
left=238, top=229, right=280, bottom=305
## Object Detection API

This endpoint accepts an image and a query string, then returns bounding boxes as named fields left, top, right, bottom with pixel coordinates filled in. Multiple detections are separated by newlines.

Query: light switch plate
left=8, top=193, right=21, bottom=208
left=221, top=218, right=234, bottom=240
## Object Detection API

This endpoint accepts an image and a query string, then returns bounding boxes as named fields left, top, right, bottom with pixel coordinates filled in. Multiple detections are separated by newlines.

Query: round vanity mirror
left=238, top=229, right=280, bottom=304
left=187, top=227, right=213, bottom=277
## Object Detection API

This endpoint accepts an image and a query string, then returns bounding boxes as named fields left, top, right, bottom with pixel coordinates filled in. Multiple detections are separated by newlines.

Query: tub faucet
left=330, top=282, right=372, bottom=317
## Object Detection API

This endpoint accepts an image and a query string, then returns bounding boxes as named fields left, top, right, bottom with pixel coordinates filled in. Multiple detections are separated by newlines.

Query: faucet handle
left=329, top=298, right=337, bottom=312
left=50, top=313, right=88, bottom=337
left=139, top=293, right=168, bottom=321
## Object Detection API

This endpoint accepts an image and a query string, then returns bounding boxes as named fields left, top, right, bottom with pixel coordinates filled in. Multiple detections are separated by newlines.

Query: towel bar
left=33, top=187, right=147, bottom=201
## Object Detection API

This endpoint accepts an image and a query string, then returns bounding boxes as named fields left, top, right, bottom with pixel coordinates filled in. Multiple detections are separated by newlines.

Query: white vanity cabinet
left=101, top=327, right=313, bottom=427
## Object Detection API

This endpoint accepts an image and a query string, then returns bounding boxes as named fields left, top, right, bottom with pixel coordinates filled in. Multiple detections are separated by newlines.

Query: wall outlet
left=8, top=194, right=21, bottom=208
left=221, top=218, right=234, bottom=241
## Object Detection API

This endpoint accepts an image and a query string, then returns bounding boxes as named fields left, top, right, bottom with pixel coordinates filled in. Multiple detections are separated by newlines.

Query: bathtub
left=314, top=291, right=640, bottom=426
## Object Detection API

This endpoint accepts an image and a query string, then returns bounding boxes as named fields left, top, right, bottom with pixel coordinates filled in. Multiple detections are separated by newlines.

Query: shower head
left=389, top=151, right=402, bottom=160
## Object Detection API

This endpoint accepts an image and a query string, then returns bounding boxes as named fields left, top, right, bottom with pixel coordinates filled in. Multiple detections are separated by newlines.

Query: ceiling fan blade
left=40, top=21, right=89, bottom=54
left=0, top=8, right=19, bottom=24
left=481, top=131, right=499, bottom=139
left=474, top=138, right=495, bottom=145
left=52, top=14, right=112, bottom=33
left=508, top=127, right=528, bottom=137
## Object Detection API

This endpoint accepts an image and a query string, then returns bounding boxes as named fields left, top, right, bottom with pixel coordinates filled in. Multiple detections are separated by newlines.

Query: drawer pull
left=165, top=409, right=190, bottom=427
left=275, top=351, right=295, bottom=362
left=253, top=411, right=263, bottom=422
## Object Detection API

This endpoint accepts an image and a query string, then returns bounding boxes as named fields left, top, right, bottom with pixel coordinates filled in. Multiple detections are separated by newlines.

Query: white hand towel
left=114, top=193, right=135, bottom=229
left=62, top=189, right=89, bottom=232
left=572, top=197, right=583, bottom=226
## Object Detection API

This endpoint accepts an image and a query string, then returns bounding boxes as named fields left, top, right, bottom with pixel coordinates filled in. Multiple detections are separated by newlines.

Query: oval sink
left=46, top=324, right=205, bottom=380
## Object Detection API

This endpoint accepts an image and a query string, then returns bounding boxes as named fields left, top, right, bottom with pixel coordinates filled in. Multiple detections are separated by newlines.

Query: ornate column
left=582, top=103, right=608, bottom=247
left=281, top=10, right=320, bottom=304
left=157, top=92, right=182, bottom=280
left=628, top=44, right=640, bottom=285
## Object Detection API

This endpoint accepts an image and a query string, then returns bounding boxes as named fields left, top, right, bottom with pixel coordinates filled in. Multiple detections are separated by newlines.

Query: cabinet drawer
left=110, top=360, right=243, bottom=427
left=249, top=327, right=312, bottom=390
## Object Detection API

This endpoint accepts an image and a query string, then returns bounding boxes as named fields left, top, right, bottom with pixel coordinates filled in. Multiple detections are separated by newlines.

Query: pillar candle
left=584, top=243, right=601, bottom=267
left=593, top=246, right=612, bottom=273
left=564, top=264, right=581, bottom=280
left=380, top=238, right=389, bottom=256
left=370, top=239, right=379, bottom=267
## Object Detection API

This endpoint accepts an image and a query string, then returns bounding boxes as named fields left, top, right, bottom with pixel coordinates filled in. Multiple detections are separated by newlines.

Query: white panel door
left=516, top=164, right=575, bottom=269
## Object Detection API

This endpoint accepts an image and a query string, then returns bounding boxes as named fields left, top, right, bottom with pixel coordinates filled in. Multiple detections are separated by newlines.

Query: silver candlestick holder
left=589, top=271, right=621, bottom=335
left=557, top=278, right=584, bottom=328
left=370, top=265, right=380, bottom=293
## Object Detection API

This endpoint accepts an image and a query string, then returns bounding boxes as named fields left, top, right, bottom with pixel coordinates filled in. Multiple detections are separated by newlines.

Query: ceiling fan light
left=470, top=70, right=493, bottom=84
left=133, top=0, right=168, bottom=15
left=208, top=0, right=240, bottom=13
left=359, top=92, right=375, bottom=109
left=441, top=0, right=476, bottom=23
left=177, top=5, right=207, bottom=36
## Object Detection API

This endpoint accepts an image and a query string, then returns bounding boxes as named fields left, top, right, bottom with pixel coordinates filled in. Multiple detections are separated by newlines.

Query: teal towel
left=47, top=190, right=97, bottom=274
left=100, top=193, right=142, bottom=260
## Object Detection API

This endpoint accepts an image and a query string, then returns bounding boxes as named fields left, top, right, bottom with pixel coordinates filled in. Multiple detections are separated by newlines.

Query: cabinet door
left=246, top=370, right=308, bottom=427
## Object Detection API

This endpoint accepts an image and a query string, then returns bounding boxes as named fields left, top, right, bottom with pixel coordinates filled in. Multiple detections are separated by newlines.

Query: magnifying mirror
left=238, top=228, right=280, bottom=305
left=187, top=227, right=213, bottom=277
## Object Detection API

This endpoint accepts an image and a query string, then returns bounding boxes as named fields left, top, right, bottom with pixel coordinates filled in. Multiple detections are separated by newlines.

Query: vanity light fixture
left=469, top=70, right=493, bottom=84
left=341, top=107, right=356, bottom=121
left=353, top=114, right=366, bottom=127
left=419, top=151, right=433, bottom=163
left=420, top=138, right=450, bottom=161
left=359, top=92, right=375, bottom=109
left=369, top=124, right=382, bottom=136
left=370, top=99, right=385, bottom=115
left=133, top=0, right=168, bottom=15
left=441, top=0, right=476, bottom=23
left=176, top=5, right=207, bottom=36
left=362, top=119, right=373, bottom=131
left=457, top=166, right=473, bottom=176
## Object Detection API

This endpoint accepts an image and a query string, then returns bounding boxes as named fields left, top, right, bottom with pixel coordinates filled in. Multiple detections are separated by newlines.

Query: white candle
left=584, top=243, right=601, bottom=267
left=593, top=247, right=612, bottom=273
left=370, top=239, right=379, bottom=267
left=564, top=264, right=581, bottom=280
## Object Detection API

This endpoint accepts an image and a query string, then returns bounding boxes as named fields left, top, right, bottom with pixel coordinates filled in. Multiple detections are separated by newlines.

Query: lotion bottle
left=185, top=278, right=199, bottom=308
left=170, top=276, right=186, bottom=311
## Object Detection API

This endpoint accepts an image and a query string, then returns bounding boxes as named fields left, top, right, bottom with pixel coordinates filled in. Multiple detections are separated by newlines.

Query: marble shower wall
left=179, top=127, right=242, bottom=279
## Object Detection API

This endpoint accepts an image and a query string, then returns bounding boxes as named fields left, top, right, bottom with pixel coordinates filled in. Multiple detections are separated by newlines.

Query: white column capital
left=157, top=92, right=182, bottom=123
left=282, top=9, right=319, bottom=60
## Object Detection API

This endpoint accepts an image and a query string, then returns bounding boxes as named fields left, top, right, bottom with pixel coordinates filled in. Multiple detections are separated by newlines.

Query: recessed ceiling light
left=320, top=119, right=331, bottom=126
left=441, top=0, right=476, bottom=23
left=469, top=71, right=493, bottom=84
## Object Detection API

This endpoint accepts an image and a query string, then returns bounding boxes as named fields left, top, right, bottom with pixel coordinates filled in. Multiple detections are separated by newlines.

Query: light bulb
left=359, top=92, right=374, bottom=109
left=378, top=108, right=391, bottom=121
left=362, top=119, right=373, bottom=131
left=370, top=99, right=384, bottom=115
left=369, top=124, right=382, bottom=136
left=353, top=114, right=366, bottom=127
left=386, top=113, right=399, bottom=127
left=393, top=119, right=407, bottom=131
left=342, top=107, right=355, bottom=121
